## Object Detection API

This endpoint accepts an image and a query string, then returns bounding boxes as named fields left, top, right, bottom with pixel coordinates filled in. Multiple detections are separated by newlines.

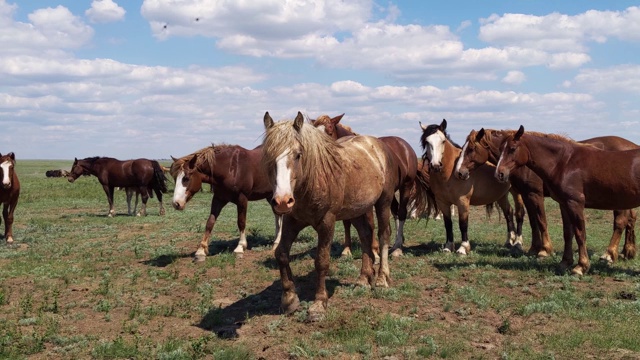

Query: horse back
left=210, top=145, right=272, bottom=201
left=378, top=136, right=418, bottom=183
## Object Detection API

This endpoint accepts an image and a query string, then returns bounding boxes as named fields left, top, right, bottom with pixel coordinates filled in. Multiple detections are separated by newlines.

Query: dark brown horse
left=310, top=114, right=433, bottom=257
left=0, top=153, right=20, bottom=244
left=420, top=120, right=525, bottom=254
left=170, top=144, right=281, bottom=260
left=263, top=111, right=400, bottom=321
left=67, top=157, right=168, bottom=217
left=495, top=126, right=640, bottom=275
left=455, top=128, right=637, bottom=262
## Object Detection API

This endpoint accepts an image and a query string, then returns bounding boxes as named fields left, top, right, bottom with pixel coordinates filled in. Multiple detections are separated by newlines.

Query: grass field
left=2, top=160, right=640, bottom=359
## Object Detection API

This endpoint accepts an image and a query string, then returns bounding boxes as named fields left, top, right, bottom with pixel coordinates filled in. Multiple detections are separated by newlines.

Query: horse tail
left=409, top=165, right=439, bottom=222
left=485, top=203, right=502, bottom=221
left=151, top=160, right=169, bottom=193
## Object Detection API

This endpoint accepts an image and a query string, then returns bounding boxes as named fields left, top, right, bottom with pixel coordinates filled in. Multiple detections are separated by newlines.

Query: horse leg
left=103, top=185, right=115, bottom=217
left=154, top=186, right=165, bottom=216
left=276, top=216, right=305, bottom=316
left=601, top=210, right=626, bottom=264
left=390, top=194, right=407, bottom=258
left=441, top=202, right=455, bottom=252
left=496, top=194, right=518, bottom=251
left=456, top=200, right=472, bottom=255
left=566, top=201, right=589, bottom=275
left=622, top=209, right=637, bottom=260
left=511, top=190, right=525, bottom=248
left=134, top=191, right=139, bottom=215
left=232, top=195, right=249, bottom=257
left=558, top=205, right=576, bottom=273
left=308, top=214, right=337, bottom=322
left=137, top=187, right=150, bottom=216
left=351, top=211, right=376, bottom=287
left=341, top=219, right=353, bottom=258
left=271, top=213, right=283, bottom=250
left=125, top=188, right=133, bottom=216
left=374, top=197, right=393, bottom=288
left=194, top=197, right=228, bottom=262
left=3, top=204, right=12, bottom=244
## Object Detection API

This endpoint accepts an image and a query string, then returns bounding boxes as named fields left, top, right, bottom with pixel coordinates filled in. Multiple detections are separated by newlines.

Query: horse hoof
left=356, top=275, right=372, bottom=288
left=537, top=250, right=550, bottom=258
left=571, top=266, right=585, bottom=276
left=341, top=248, right=352, bottom=258
left=599, top=254, right=614, bottom=265
left=375, top=275, right=390, bottom=288
left=307, top=301, right=327, bottom=322
left=391, top=248, right=403, bottom=257
left=193, top=255, right=206, bottom=263
left=374, top=254, right=380, bottom=265
left=281, top=293, right=300, bottom=315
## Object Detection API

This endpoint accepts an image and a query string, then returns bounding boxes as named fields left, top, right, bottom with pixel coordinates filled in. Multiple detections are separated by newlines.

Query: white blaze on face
left=426, top=131, right=446, bottom=167
left=496, top=145, right=507, bottom=173
left=273, top=150, right=294, bottom=200
left=1, top=161, right=11, bottom=186
left=172, top=171, right=187, bottom=206
left=455, top=140, right=468, bottom=173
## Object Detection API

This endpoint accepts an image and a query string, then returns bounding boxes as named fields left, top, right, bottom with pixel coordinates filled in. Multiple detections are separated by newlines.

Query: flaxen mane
left=170, top=145, right=218, bottom=180
left=263, top=119, right=343, bottom=198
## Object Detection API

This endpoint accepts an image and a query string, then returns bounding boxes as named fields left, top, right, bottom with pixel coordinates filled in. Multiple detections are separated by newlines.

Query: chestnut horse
left=420, top=120, right=525, bottom=254
left=170, top=145, right=282, bottom=260
left=263, top=111, right=399, bottom=321
left=455, top=128, right=637, bottom=262
left=0, top=153, right=20, bottom=244
left=495, top=126, right=640, bottom=275
left=67, top=157, right=168, bottom=217
left=310, top=114, right=433, bottom=257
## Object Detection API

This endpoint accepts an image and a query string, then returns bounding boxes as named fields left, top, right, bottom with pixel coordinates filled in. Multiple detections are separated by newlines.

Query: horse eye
left=295, top=152, right=302, bottom=160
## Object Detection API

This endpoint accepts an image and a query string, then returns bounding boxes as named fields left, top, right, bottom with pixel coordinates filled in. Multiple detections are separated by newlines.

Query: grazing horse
left=170, top=145, right=282, bottom=260
left=263, top=111, right=399, bottom=321
left=310, top=114, right=433, bottom=257
left=0, top=153, right=20, bottom=244
left=455, top=128, right=637, bottom=262
left=67, top=157, right=168, bottom=217
left=420, top=119, right=524, bottom=254
left=495, top=126, right=640, bottom=275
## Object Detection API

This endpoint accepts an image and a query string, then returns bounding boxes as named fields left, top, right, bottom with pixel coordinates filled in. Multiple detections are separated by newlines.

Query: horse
left=0, top=153, right=20, bottom=244
left=67, top=157, right=168, bottom=217
left=455, top=128, right=637, bottom=262
left=170, top=144, right=282, bottom=260
left=420, top=119, right=525, bottom=254
left=495, top=126, right=640, bottom=275
left=263, top=111, right=400, bottom=321
left=118, top=187, right=141, bottom=216
left=310, top=114, right=433, bottom=257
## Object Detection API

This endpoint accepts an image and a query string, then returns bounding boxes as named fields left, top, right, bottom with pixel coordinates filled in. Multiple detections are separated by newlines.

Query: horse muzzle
left=495, top=170, right=509, bottom=183
left=172, top=201, right=185, bottom=211
left=271, top=195, right=295, bottom=215
left=456, top=169, right=470, bottom=180
left=1, top=182, right=11, bottom=189
left=67, top=177, right=75, bottom=183
left=429, top=162, right=443, bottom=173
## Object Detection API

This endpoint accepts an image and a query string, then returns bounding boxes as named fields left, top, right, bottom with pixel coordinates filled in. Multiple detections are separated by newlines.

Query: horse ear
left=419, top=121, right=427, bottom=131
left=514, top=125, right=524, bottom=141
left=440, top=119, right=447, bottom=131
left=293, top=111, right=304, bottom=131
left=331, top=113, right=345, bottom=125
left=476, top=128, right=485, bottom=141
left=263, top=112, right=274, bottom=129
left=8, top=152, right=14, bottom=160
left=170, top=155, right=178, bottom=162
left=187, top=154, right=198, bottom=168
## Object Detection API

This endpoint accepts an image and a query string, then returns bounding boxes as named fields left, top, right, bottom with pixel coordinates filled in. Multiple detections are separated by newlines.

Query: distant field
left=2, top=160, right=640, bottom=359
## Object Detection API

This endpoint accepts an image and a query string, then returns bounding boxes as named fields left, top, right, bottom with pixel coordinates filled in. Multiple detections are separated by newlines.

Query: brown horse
left=67, top=157, right=168, bottom=217
left=455, top=128, right=637, bottom=262
left=420, top=120, right=525, bottom=254
left=495, top=126, right=640, bottom=275
left=0, top=153, right=20, bottom=244
left=263, top=111, right=399, bottom=321
left=170, top=145, right=283, bottom=260
left=310, top=114, right=433, bottom=257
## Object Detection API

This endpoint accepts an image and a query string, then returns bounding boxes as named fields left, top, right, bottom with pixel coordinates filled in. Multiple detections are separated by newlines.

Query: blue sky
left=1, top=0, right=639, bottom=159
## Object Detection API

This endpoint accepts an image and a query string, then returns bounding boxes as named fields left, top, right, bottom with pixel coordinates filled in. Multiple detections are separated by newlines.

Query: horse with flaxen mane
left=310, top=114, right=434, bottom=257
left=263, top=111, right=403, bottom=321
left=0, top=152, right=20, bottom=244
left=67, top=157, right=168, bottom=217
left=170, top=144, right=282, bottom=261
left=495, top=126, right=640, bottom=275
left=420, top=119, right=525, bottom=254
left=456, top=128, right=637, bottom=262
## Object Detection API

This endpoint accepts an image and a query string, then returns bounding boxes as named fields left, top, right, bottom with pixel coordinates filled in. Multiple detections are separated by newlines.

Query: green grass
left=2, top=160, right=640, bottom=358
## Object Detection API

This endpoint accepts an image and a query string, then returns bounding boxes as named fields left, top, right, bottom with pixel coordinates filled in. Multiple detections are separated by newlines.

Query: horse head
left=263, top=111, right=307, bottom=215
left=310, top=113, right=345, bottom=140
left=67, top=157, right=89, bottom=183
left=172, top=154, right=201, bottom=210
left=0, top=152, right=16, bottom=189
left=495, top=125, right=526, bottom=183
left=419, top=119, right=448, bottom=172
left=455, top=128, right=492, bottom=180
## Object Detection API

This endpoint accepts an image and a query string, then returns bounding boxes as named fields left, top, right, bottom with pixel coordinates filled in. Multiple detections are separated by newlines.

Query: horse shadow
left=197, top=272, right=343, bottom=338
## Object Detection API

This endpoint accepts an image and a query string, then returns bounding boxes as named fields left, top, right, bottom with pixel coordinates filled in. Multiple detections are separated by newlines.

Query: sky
left=1, top=0, right=639, bottom=160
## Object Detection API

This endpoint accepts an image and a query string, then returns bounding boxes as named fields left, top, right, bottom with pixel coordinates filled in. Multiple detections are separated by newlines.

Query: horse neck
left=519, top=134, right=569, bottom=179
left=336, top=125, right=355, bottom=138
left=442, top=140, right=461, bottom=175
left=484, top=133, right=506, bottom=165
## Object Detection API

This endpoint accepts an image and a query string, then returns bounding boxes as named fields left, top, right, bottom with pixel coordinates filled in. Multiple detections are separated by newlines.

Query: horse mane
left=263, top=119, right=343, bottom=198
left=169, top=145, right=218, bottom=180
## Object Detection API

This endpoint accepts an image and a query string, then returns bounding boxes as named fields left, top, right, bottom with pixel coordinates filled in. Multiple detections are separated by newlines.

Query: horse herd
left=1, top=113, right=639, bottom=321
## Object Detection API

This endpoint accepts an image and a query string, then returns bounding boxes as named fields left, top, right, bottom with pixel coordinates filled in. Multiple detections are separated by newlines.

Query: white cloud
left=502, top=70, right=526, bottom=85
left=572, top=65, right=640, bottom=93
left=85, top=0, right=126, bottom=24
